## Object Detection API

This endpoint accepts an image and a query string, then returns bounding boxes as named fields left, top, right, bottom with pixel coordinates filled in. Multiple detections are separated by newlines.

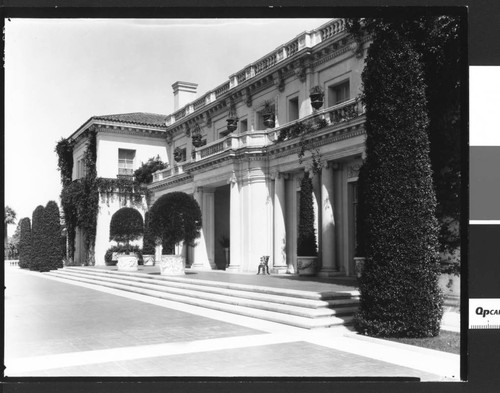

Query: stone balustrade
left=165, top=19, right=346, bottom=128
left=154, top=98, right=364, bottom=184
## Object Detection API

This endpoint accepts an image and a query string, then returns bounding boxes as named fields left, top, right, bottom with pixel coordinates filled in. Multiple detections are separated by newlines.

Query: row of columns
left=272, top=164, right=338, bottom=275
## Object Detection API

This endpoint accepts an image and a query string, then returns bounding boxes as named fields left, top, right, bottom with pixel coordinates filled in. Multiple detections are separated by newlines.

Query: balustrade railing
left=165, top=19, right=347, bottom=129
left=153, top=99, right=364, bottom=184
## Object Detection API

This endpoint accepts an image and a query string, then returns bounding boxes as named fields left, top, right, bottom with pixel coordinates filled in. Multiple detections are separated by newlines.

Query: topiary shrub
left=353, top=26, right=443, bottom=338
left=109, top=207, right=144, bottom=248
left=30, top=205, right=45, bottom=271
left=40, top=201, right=63, bottom=272
left=142, top=211, right=156, bottom=255
left=18, top=218, right=32, bottom=269
left=297, top=173, right=318, bottom=257
left=149, top=192, right=202, bottom=253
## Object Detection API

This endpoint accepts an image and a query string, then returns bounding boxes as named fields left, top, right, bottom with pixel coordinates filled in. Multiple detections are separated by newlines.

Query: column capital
left=228, top=172, right=238, bottom=185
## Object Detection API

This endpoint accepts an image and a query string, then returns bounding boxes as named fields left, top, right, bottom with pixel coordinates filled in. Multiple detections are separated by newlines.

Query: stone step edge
left=46, top=272, right=353, bottom=329
left=57, top=268, right=359, bottom=309
left=48, top=270, right=358, bottom=319
left=63, top=267, right=360, bottom=300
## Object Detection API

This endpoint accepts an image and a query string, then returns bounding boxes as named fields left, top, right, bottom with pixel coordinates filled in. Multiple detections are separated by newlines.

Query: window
left=118, top=149, right=135, bottom=176
left=77, top=158, right=86, bottom=179
left=288, top=96, right=299, bottom=122
left=328, top=81, right=350, bottom=107
left=240, top=119, right=248, bottom=132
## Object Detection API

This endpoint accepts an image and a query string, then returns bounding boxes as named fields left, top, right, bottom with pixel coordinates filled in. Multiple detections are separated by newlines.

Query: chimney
left=172, top=81, right=198, bottom=112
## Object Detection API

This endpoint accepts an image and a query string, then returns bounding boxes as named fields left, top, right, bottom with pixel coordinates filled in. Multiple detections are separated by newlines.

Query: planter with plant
left=309, top=85, right=325, bottom=110
left=297, top=173, right=318, bottom=276
left=219, top=235, right=230, bottom=268
left=226, top=104, right=238, bottom=133
left=149, top=192, right=202, bottom=275
left=109, top=207, right=144, bottom=271
left=262, top=100, right=275, bottom=128
left=173, top=147, right=184, bottom=163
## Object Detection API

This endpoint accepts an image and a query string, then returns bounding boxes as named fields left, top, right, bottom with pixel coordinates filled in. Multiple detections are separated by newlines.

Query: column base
left=271, top=266, right=288, bottom=274
left=190, top=261, right=214, bottom=271
left=317, top=268, right=343, bottom=277
left=225, top=265, right=241, bottom=273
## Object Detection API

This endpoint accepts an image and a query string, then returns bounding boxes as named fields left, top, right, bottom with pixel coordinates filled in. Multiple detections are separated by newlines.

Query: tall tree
left=348, top=16, right=462, bottom=271
left=31, top=205, right=45, bottom=271
left=43, top=201, right=63, bottom=271
left=18, top=218, right=32, bottom=269
left=354, top=26, right=443, bottom=337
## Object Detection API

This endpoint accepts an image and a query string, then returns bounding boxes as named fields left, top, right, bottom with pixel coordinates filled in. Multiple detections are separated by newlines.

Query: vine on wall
left=56, top=130, right=151, bottom=264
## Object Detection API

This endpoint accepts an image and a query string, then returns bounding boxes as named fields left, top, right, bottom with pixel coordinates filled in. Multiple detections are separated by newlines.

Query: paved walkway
left=4, top=265, right=460, bottom=380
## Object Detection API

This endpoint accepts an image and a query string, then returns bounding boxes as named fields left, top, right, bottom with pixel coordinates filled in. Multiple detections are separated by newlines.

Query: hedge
left=18, top=218, right=32, bottom=269
left=42, top=201, right=63, bottom=271
left=30, top=205, right=45, bottom=271
left=353, top=27, right=443, bottom=338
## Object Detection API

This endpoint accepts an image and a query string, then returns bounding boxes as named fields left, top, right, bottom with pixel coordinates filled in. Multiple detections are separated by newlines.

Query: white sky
left=4, top=18, right=331, bottom=236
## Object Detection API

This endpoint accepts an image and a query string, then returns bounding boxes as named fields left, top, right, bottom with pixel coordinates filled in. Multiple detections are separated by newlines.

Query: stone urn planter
left=297, top=256, right=318, bottom=276
left=159, top=254, right=185, bottom=276
left=143, top=254, right=155, bottom=266
left=117, top=254, right=139, bottom=272
left=226, top=117, right=238, bottom=133
left=354, top=257, right=366, bottom=278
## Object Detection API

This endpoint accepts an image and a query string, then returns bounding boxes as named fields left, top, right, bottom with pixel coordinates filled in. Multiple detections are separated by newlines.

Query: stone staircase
left=46, top=267, right=360, bottom=330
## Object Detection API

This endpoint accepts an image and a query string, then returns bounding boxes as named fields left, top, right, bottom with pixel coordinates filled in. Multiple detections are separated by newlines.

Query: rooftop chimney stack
left=172, top=81, right=198, bottom=112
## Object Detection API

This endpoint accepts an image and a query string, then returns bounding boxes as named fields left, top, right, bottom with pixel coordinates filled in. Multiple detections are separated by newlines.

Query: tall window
left=288, top=96, right=299, bottom=122
left=328, top=80, right=350, bottom=107
left=118, top=149, right=135, bottom=176
left=77, top=158, right=86, bottom=179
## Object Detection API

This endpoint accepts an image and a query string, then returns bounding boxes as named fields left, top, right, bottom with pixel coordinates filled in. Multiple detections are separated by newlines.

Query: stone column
left=319, top=163, right=337, bottom=276
left=227, top=173, right=241, bottom=272
left=310, top=168, right=322, bottom=266
left=273, top=172, right=287, bottom=273
left=191, top=187, right=215, bottom=270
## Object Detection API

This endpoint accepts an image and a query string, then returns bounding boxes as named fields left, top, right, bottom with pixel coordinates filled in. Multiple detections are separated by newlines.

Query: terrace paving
left=4, top=265, right=459, bottom=380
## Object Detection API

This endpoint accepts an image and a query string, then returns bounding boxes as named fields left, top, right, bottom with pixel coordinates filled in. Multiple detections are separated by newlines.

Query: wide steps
left=46, top=267, right=359, bottom=329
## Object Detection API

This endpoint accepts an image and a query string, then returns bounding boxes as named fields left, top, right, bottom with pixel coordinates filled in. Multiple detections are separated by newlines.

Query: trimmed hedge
left=142, top=211, right=156, bottom=255
left=149, top=192, right=202, bottom=251
left=30, top=205, right=45, bottom=271
left=43, top=201, right=63, bottom=271
left=354, top=27, right=443, bottom=338
left=109, top=207, right=144, bottom=245
left=297, top=173, right=318, bottom=256
left=18, top=218, right=32, bottom=269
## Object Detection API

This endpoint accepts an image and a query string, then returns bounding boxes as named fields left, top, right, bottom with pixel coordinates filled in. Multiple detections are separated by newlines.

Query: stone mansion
left=67, top=19, right=369, bottom=276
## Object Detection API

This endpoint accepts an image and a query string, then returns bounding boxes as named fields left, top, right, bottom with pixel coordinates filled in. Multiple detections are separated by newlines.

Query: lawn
left=385, top=331, right=460, bottom=354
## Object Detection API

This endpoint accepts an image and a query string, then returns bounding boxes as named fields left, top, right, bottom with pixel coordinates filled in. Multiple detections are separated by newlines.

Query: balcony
left=152, top=98, right=365, bottom=184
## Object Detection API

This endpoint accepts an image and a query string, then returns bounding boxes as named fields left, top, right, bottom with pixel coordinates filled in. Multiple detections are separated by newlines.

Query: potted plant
left=173, top=147, right=184, bottom=163
left=191, top=123, right=204, bottom=148
left=109, top=207, right=144, bottom=271
left=296, top=173, right=318, bottom=276
left=219, top=235, right=230, bottom=268
left=309, top=85, right=325, bottom=110
left=226, top=104, right=238, bottom=133
left=149, top=192, right=202, bottom=275
left=262, top=100, right=275, bottom=128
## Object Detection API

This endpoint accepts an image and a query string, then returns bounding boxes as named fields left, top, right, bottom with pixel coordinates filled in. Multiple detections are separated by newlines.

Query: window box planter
left=159, top=254, right=185, bottom=276
left=297, top=256, right=318, bottom=276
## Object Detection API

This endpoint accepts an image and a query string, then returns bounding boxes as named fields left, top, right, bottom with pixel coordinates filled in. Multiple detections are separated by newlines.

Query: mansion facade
left=67, top=19, right=369, bottom=276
